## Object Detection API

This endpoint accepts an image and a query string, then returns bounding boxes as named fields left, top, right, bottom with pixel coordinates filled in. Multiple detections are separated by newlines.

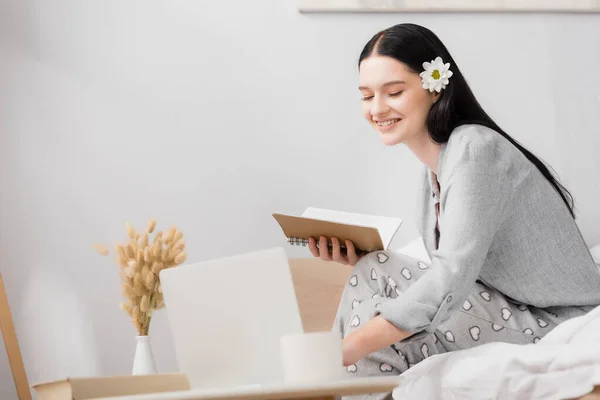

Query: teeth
left=376, top=119, right=399, bottom=126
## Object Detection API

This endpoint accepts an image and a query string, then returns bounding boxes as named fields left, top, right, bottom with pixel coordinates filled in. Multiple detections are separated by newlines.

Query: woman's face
left=359, top=55, right=438, bottom=146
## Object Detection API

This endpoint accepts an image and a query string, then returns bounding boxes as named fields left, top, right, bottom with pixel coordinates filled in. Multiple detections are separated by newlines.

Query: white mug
left=279, top=331, right=344, bottom=383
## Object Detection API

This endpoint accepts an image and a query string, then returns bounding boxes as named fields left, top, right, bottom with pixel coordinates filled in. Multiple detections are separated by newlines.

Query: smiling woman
left=306, top=23, right=600, bottom=400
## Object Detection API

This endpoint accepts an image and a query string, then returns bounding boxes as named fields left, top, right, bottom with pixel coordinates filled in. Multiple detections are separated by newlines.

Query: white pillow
left=395, top=237, right=431, bottom=263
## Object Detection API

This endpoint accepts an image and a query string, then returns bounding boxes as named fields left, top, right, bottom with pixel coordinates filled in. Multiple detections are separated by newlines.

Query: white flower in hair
left=420, top=56, right=453, bottom=93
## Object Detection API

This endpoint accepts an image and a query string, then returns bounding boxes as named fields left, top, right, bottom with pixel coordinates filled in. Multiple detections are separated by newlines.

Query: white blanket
left=392, top=304, right=600, bottom=400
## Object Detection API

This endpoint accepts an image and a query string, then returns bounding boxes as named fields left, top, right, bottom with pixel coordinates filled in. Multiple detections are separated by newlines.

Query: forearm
left=342, top=315, right=414, bottom=366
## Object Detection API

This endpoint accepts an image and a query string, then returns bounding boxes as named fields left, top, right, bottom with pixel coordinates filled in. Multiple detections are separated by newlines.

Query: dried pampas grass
left=94, top=218, right=188, bottom=336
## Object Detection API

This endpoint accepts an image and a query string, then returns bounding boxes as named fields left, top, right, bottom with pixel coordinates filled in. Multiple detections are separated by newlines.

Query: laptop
left=159, top=247, right=305, bottom=390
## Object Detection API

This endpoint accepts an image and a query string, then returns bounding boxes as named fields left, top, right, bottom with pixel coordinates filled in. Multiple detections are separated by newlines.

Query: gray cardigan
left=378, top=124, right=600, bottom=333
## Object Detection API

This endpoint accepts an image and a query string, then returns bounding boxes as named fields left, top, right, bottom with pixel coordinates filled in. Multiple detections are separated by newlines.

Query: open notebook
left=272, top=207, right=403, bottom=253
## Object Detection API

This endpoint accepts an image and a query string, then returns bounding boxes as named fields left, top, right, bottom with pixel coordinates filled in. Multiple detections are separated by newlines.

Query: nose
left=370, top=95, right=390, bottom=118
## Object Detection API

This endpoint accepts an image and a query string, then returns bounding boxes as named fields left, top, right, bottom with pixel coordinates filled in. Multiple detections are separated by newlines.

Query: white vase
left=132, top=335, right=158, bottom=375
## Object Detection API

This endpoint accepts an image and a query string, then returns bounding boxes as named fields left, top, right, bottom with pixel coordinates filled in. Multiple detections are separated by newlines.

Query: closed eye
left=361, top=91, right=401, bottom=101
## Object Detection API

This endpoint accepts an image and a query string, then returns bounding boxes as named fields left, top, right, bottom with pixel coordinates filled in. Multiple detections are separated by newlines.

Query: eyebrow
left=358, top=80, right=406, bottom=91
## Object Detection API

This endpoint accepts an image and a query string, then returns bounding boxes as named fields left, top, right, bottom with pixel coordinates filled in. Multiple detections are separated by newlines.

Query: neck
left=405, top=131, right=441, bottom=174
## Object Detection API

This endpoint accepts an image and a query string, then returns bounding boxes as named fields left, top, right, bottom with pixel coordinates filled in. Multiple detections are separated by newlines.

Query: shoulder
left=439, top=124, right=531, bottom=187
left=444, top=124, right=513, bottom=164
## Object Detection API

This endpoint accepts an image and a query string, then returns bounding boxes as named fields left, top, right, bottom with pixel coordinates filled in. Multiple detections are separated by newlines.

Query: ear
left=432, top=90, right=442, bottom=104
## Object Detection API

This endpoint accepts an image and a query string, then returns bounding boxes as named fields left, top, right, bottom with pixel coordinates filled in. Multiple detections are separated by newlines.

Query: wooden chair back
left=0, top=273, right=31, bottom=400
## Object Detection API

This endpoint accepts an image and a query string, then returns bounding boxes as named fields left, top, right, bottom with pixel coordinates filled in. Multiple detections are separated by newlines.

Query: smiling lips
left=374, top=118, right=401, bottom=131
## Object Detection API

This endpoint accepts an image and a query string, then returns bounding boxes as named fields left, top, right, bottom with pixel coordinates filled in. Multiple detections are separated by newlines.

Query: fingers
left=319, top=236, right=332, bottom=261
left=345, top=240, right=360, bottom=266
left=331, top=237, right=348, bottom=265
left=308, top=237, right=319, bottom=258
left=309, top=236, right=354, bottom=266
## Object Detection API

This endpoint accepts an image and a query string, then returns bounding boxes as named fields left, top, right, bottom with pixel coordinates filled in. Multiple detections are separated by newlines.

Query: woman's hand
left=308, top=236, right=363, bottom=266
left=342, top=316, right=415, bottom=366
left=342, top=335, right=364, bottom=367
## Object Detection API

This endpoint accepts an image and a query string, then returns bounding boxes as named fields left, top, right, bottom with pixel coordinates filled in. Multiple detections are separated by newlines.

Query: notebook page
left=301, top=207, right=403, bottom=248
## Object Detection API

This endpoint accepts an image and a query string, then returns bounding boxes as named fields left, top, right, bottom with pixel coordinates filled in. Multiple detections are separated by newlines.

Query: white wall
left=0, top=0, right=598, bottom=397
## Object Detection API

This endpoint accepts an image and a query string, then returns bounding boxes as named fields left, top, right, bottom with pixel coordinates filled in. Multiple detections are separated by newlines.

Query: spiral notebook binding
left=287, top=237, right=309, bottom=247
left=287, top=236, right=349, bottom=250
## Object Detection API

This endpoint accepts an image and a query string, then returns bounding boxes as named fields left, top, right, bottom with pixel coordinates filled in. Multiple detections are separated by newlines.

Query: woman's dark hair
left=359, top=23, right=575, bottom=218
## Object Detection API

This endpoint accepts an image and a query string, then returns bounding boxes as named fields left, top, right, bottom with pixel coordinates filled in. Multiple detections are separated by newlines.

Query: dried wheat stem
left=173, top=239, right=185, bottom=251
left=152, top=240, right=162, bottom=258
left=165, top=226, right=176, bottom=243
left=172, top=230, right=183, bottom=243
left=151, top=261, right=163, bottom=274
left=152, top=231, right=163, bottom=245
left=126, top=222, right=136, bottom=239
left=95, top=219, right=186, bottom=336
left=116, top=243, right=126, bottom=258
left=93, top=243, right=109, bottom=256
left=174, top=252, right=187, bottom=264
left=143, top=247, right=151, bottom=262
left=125, top=243, right=135, bottom=258
left=147, top=218, right=157, bottom=234
left=117, top=256, right=128, bottom=268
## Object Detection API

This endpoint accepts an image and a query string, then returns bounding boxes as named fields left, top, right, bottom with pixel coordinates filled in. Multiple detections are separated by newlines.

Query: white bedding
left=392, top=304, right=600, bottom=400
